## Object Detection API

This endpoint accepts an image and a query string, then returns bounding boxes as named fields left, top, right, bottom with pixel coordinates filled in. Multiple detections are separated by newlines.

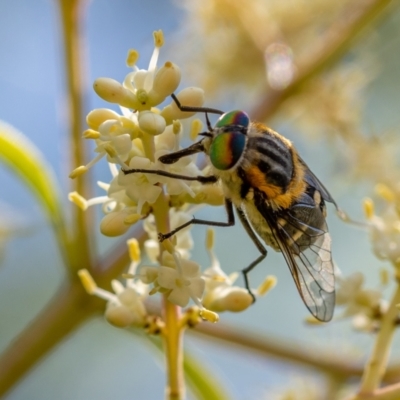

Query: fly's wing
left=260, top=194, right=335, bottom=321
left=298, top=156, right=338, bottom=208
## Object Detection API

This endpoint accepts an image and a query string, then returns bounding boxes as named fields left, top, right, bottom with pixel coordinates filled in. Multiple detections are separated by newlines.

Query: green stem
left=0, top=283, right=99, bottom=396
left=58, top=0, right=93, bottom=273
left=357, top=282, right=400, bottom=395
left=142, top=131, right=185, bottom=400
left=0, top=237, right=132, bottom=397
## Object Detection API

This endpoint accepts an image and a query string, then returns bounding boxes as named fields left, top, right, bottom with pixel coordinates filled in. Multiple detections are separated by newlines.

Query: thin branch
left=191, top=322, right=400, bottom=383
left=0, top=235, right=134, bottom=397
left=250, top=0, right=395, bottom=122
left=348, top=382, right=400, bottom=400
left=58, top=0, right=93, bottom=273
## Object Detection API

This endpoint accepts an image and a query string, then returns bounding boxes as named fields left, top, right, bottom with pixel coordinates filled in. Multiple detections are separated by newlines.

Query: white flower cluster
left=73, top=31, right=275, bottom=326
left=364, top=186, right=400, bottom=266
left=333, top=185, right=400, bottom=333
left=336, top=271, right=386, bottom=333
left=69, top=31, right=223, bottom=236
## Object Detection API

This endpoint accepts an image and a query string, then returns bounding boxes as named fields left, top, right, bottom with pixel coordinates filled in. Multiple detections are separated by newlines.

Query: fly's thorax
left=237, top=123, right=307, bottom=209
left=204, top=112, right=307, bottom=210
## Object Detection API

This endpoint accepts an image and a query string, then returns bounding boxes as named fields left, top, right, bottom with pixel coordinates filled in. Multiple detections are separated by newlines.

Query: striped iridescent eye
left=210, top=110, right=248, bottom=170
left=215, top=110, right=250, bottom=129
left=209, top=131, right=246, bottom=170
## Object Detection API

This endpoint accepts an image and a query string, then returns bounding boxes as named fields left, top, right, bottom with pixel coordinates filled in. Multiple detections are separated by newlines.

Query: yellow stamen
left=78, top=269, right=97, bottom=294
left=379, top=268, right=390, bottom=286
left=126, top=49, right=139, bottom=67
left=103, top=144, right=117, bottom=158
left=305, top=316, right=325, bottom=325
left=363, top=198, right=374, bottom=220
left=162, top=239, right=175, bottom=254
left=153, top=30, right=164, bottom=48
left=206, top=228, right=215, bottom=251
left=190, top=119, right=203, bottom=141
left=68, top=191, right=88, bottom=211
left=200, top=308, right=219, bottom=323
left=82, top=129, right=100, bottom=139
left=257, top=275, right=277, bottom=296
left=375, top=183, right=395, bottom=202
left=69, top=165, right=87, bottom=179
left=127, top=238, right=141, bottom=263
left=172, top=120, right=182, bottom=135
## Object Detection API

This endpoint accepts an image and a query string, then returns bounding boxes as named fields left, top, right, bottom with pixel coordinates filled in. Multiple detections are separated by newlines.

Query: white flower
left=157, top=252, right=205, bottom=308
left=369, top=210, right=400, bottom=265
left=118, top=156, right=163, bottom=214
left=69, top=111, right=139, bottom=178
left=336, top=272, right=386, bottom=332
left=143, top=210, right=194, bottom=261
left=363, top=188, right=400, bottom=265
left=78, top=239, right=148, bottom=328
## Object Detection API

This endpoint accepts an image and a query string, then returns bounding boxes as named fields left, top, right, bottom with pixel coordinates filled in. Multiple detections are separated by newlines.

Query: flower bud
left=86, top=108, right=121, bottom=130
left=148, top=62, right=181, bottom=104
left=138, top=111, right=166, bottom=136
left=93, top=78, right=141, bottom=109
left=161, top=87, right=205, bottom=124
left=207, top=287, right=253, bottom=312
left=105, top=304, right=136, bottom=327
left=100, top=210, right=131, bottom=236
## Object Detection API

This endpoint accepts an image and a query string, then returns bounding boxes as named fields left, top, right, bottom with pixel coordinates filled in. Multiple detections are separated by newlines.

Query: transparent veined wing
left=260, top=195, right=335, bottom=322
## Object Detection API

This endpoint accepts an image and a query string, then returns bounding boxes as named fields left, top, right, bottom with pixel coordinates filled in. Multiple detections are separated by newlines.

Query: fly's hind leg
left=236, top=207, right=268, bottom=303
left=158, top=198, right=235, bottom=242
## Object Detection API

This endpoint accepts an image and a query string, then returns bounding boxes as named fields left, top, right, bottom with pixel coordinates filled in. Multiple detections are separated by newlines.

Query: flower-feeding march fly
left=123, top=94, right=339, bottom=322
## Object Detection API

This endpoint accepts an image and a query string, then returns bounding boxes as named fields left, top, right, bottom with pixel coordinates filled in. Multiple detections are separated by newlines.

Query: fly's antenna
left=170, top=93, right=224, bottom=131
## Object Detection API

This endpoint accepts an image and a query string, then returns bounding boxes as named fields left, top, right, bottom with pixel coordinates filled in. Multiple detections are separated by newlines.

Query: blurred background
left=1, top=0, right=400, bottom=399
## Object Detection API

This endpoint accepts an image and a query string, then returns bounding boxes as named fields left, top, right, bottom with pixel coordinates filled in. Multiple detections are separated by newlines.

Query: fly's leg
left=122, top=167, right=218, bottom=184
left=170, top=93, right=223, bottom=131
left=158, top=199, right=235, bottom=241
left=236, top=207, right=268, bottom=303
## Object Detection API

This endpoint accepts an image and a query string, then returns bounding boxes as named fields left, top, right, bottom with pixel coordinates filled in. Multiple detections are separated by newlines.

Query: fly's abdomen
left=237, top=125, right=306, bottom=209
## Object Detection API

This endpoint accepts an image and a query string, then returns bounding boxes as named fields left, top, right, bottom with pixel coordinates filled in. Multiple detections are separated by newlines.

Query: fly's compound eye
left=209, top=131, right=246, bottom=170
left=215, top=110, right=250, bottom=129
left=209, top=110, right=250, bottom=171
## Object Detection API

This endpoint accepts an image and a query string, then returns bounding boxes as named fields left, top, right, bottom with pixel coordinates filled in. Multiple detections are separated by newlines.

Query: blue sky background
left=1, top=1, right=400, bottom=399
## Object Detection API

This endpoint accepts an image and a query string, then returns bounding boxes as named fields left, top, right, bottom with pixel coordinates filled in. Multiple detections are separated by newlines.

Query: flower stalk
left=356, top=274, right=400, bottom=396
left=152, top=189, right=185, bottom=399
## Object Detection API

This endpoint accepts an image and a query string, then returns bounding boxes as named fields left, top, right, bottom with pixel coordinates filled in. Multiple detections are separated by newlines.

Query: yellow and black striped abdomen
left=238, top=124, right=306, bottom=209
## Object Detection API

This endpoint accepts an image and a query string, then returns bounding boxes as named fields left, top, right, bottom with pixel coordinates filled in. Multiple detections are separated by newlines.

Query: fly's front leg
left=236, top=207, right=267, bottom=303
left=122, top=167, right=218, bottom=184
left=158, top=199, right=235, bottom=242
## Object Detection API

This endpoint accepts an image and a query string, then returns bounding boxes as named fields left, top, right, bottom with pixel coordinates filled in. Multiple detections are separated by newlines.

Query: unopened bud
left=138, top=111, right=166, bottom=136
left=161, top=87, right=205, bottom=124
left=93, top=78, right=141, bottom=109
left=86, top=108, right=121, bottom=130
left=148, top=62, right=181, bottom=102
left=100, top=210, right=131, bottom=237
